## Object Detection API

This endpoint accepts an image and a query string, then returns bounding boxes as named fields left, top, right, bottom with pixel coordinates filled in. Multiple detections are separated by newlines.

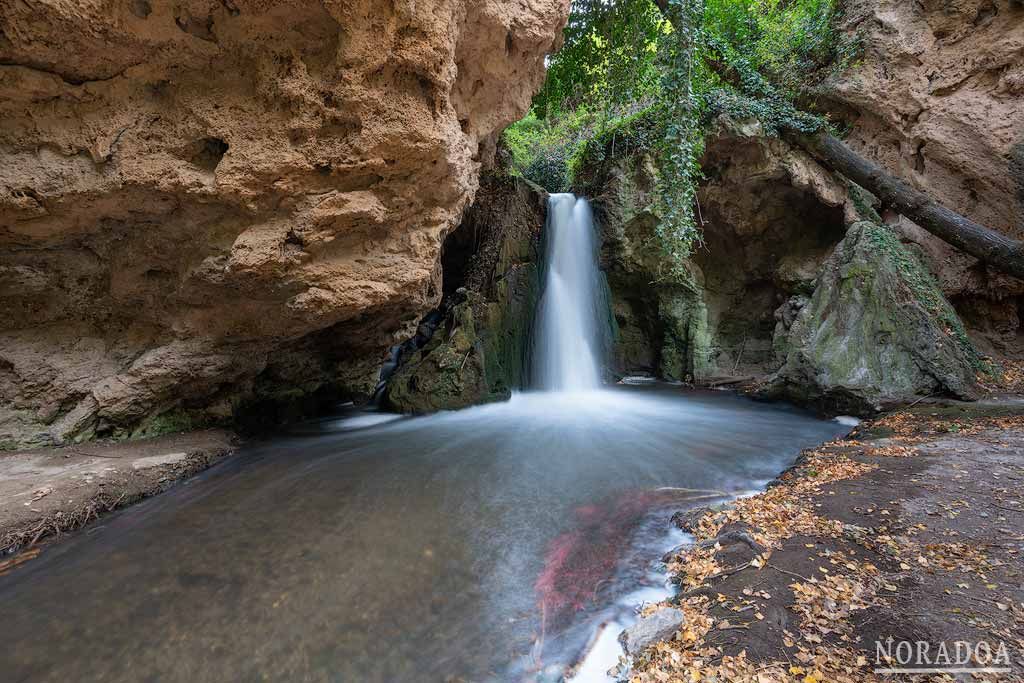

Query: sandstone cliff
left=0, top=0, right=569, bottom=448
left=822, top=0, right=1024, bottom=355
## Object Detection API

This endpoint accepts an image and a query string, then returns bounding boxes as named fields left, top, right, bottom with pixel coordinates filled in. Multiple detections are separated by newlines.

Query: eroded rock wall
left=823, top=0, right=1024, bottom=356
left=384, top=173, right=546, bottom=412
left=0, top=0, right=569, bottom=447
left=581, top=118, right=854, bottom=384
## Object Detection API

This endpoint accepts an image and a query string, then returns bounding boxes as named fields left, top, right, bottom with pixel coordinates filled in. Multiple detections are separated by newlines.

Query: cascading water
left=533, top=194, right=604, bottom=392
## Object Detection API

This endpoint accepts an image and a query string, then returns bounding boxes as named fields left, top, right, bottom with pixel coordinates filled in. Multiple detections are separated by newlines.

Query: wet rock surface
left=619, top=607, right=687, bottom=656
left=384, top=173, right=546, bottom=412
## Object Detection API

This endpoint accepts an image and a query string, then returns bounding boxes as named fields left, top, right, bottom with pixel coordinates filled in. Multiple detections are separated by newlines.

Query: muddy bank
left=622, top=399, right=1024, bottom=681
left=0, top=429, right=236, bottom=560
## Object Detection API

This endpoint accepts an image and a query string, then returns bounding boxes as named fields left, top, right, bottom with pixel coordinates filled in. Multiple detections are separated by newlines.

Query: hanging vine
left=505, top=0, right=857, bottom=278
left=650, top=0, right=706, bottom=283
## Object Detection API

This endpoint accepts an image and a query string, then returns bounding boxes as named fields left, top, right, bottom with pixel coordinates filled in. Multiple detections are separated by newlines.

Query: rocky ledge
left=0, top=429, right=236, bottom=560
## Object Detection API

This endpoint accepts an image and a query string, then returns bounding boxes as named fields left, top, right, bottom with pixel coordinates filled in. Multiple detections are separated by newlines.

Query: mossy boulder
left=766, top=221, right=985, bottom=414
left=384, top=297, right=494, bottom=412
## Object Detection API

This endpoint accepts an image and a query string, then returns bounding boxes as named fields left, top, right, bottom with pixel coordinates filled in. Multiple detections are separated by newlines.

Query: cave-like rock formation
left=0, top=0, right=569, bottom=448
left=579, top=115, right=984, bottom=414
left=579, top=117, right=856, bottom=384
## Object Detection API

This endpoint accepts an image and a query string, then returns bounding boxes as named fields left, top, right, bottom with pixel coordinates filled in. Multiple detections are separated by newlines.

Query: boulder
left=767, top=221, right=984, bottom=414
left=618, top=608, right=686, bottom=656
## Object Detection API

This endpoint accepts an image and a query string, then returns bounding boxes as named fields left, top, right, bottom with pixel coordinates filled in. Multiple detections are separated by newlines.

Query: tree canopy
left=503, top=0, right=859, bottom=280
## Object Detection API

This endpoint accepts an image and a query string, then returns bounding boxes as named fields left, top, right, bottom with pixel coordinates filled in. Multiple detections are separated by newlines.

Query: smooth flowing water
left=0, top=195, right=849, bottom=682
left=533, top=194, right=604, bottom=391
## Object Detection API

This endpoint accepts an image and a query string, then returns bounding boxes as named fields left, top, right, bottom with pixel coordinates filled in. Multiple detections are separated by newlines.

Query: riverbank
left=0, top=429, right=237, bottom=563
left=623, top=399, right=1024, bottom=681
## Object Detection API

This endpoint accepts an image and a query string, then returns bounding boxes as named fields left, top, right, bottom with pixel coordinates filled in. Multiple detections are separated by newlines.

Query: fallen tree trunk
left=786, top=129, right=1024, bottom=280
left=652, top=1, right=1024, bottom=278
left=698, top=56, right=1024, bottom=279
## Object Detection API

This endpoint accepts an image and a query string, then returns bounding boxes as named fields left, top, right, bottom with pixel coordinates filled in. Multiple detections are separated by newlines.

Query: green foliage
left=502, top=107, right=598, bottom=192
left=704, top=0, right=860, bottom=96
left=534, top=0, right=666, bottom=120
left=509, top=0, right=860, bottom=273
left=571, top=105, right=664, bottom=175
left=700, top=43, right=826, bottom=134
left=654, top=0, right=706, bottom=280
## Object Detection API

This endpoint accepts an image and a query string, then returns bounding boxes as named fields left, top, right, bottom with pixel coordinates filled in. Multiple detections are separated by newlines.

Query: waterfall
left=533, top=193, right=604, bottom=392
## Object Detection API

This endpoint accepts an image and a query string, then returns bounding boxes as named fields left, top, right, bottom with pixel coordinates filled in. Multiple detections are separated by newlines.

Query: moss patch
left=768, top=221, right=984, bottom=414
left=862, top=223, right=987, bottom=374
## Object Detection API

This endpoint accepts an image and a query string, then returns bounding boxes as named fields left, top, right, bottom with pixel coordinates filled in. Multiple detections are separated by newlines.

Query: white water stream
left=533, top=194, right=604, bottom=392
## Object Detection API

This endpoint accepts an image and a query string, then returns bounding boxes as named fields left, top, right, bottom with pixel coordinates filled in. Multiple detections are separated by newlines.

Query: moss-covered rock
left=384, top=297, right=492, bottom=412
left=384, top=174, right=545, bottom=413
left=658, top=288, right=714, bottom=382
left=766, top=221, right=984, bottom=414
left=582, top=150, right=715, bottom=382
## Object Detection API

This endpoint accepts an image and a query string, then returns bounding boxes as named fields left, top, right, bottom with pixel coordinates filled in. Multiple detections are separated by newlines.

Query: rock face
left=768, top=222, right=984, bottom=414
left=384, top=173, right=545, bottom=412
left=581, top=116, right=984, bottom=413
left=0, top=0, right=569, bottom=448
left=822, top=0, right=1024, bottom=357
left=578, top=148, right=711, bottom=382
left=580, top=117, right=853, bottom=383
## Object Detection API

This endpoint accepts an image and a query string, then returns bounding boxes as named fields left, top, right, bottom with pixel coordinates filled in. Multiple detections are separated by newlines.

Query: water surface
left=0, top=387, right=846, bottom=682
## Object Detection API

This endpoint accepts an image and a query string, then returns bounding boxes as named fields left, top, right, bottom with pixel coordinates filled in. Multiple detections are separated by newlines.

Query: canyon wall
left=823, top=0, right=1024, bottom=356
left=0, top=0, right=569, bottom=447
